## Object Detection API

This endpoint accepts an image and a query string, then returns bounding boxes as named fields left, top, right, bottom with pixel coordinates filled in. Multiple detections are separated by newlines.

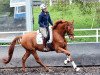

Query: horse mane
left=52, top=20, right=66, bottom=30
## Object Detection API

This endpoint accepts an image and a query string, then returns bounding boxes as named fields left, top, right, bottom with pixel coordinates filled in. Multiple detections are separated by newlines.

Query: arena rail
left=0, top=31, right=29, bottom=43
left=0, top=29, right=100, bottom=43
left=65, top=29, right=100, bottom=43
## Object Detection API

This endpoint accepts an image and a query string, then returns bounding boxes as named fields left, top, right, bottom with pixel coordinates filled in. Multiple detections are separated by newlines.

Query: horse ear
left=61, top=20, right=66, bottom=23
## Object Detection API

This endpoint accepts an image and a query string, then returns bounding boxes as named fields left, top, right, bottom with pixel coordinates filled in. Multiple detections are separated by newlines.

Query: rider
left=38, top=4, right=53, bottom=51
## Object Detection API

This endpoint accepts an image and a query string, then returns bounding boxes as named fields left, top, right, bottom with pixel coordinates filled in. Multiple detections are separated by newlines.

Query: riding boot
left=46, top=27, right=50, bottom=41
left=43, top=38, right=49, bottom=51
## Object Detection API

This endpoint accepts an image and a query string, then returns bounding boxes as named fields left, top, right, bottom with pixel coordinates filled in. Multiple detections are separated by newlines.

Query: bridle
left=67, top=33, right=74, bottom=36
left=66, top=25, right=74, bottom=36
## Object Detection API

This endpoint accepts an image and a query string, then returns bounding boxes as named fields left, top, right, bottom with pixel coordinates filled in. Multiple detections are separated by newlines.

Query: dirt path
left=0, top=66, right=100, bottom=75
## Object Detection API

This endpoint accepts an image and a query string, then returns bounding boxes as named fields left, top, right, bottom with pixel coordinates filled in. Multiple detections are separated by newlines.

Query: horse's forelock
left=52, top=20, right=66, bottom=30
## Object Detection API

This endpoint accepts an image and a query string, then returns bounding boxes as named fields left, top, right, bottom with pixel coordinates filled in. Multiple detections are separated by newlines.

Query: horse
left=3, top=20, right=80, bottom=72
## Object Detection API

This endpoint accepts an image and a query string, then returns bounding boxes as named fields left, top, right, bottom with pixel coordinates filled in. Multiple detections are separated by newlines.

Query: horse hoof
left=46, top=68, right=53, bottom=72
left=45, top=68, right=51, bottom=72
left=75, top=67, right=80, bottom=72
left=45, top=69, right=49, bottom=72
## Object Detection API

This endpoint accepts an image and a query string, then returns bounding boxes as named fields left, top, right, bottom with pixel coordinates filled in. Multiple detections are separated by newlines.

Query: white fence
left=0, top=31, right=28, bottom=43
left=66, top=29, right=100, bottom=43
left=0, top=29, right=100, bottom=43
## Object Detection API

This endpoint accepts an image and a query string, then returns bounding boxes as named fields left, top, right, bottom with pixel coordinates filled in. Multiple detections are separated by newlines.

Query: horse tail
left=3, top=36, right=22, bottom=64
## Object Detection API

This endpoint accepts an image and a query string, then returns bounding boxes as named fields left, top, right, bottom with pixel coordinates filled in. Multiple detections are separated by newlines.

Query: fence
left=0, top=31, right=28, bottom=43
left=0, top=29, right=100, bottom=43
left=66, top=29, right=100, bottom=43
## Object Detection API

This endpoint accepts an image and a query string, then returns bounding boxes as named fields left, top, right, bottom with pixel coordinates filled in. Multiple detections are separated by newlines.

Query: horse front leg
left=57, top=47, right=80, bottom=71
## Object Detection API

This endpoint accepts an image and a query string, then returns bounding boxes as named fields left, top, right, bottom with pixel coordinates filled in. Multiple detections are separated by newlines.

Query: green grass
left=99, top=30, right=100, bottom=35
left=73, top=37, right=96, bottom=42
left=99, top=38, right=100, bottom=42
left=66, top=37, right=97, bottom=43
left=74, top=31, right=96, bottom=36
left=0, top=43, right=10, bottom=45
left=33, top=3, right=100, bottom=30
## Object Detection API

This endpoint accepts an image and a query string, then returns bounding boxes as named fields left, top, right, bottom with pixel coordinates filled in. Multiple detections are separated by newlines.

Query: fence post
left=69, top=0, right=72, bottom=5
left=96, top=29, right=99, bottom=43
left=50, top=0, right=52, bottom=6
left=26, top=0, right=33, bottom=31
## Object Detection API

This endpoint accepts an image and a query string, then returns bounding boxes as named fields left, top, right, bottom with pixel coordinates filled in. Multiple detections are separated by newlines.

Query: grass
left=33, top=4, right=100, bottom=30
left=0, top=43, right=10, bottom=45
left=99, top=38, right=100, bottom=42
left=72, top=37, right=96, bottom=42
left=98, top=30, right=100, bottom=36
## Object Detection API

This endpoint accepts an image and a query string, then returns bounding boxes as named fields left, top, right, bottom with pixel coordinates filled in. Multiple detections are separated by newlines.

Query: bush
left=0, top=0, right=13, bottom=16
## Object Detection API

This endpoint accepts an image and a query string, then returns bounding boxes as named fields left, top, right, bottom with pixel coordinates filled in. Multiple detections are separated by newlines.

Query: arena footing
left=0, top=43, right=100, bottom=68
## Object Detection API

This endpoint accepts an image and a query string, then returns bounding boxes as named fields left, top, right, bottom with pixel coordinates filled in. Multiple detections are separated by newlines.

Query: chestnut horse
left=3, top=20, right=80, bottom=72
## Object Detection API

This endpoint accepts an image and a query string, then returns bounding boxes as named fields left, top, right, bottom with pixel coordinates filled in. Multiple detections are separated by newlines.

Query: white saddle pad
left=36, top=26, right=53, bottom=44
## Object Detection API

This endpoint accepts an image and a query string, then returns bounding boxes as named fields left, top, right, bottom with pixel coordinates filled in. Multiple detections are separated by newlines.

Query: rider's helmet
left=40, top=4, right=47, bottom=10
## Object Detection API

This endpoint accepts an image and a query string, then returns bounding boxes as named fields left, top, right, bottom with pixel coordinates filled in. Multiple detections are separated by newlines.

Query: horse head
left=65, top=20, right=74, bottom=40
left=53, top=20, right=74, bottom=40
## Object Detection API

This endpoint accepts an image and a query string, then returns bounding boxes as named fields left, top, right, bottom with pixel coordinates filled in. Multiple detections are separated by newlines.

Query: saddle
left=36, top=26, right=53, bottom=44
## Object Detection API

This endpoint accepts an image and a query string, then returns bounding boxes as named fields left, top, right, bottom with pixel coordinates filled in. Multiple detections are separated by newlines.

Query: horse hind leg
left=22, top=50, right=30, bottom=72
left=31, top=50, right=50, bottom=72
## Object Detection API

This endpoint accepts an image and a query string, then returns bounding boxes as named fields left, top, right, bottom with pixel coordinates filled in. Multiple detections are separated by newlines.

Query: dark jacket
left=38, top=11, right=53, bottom=28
